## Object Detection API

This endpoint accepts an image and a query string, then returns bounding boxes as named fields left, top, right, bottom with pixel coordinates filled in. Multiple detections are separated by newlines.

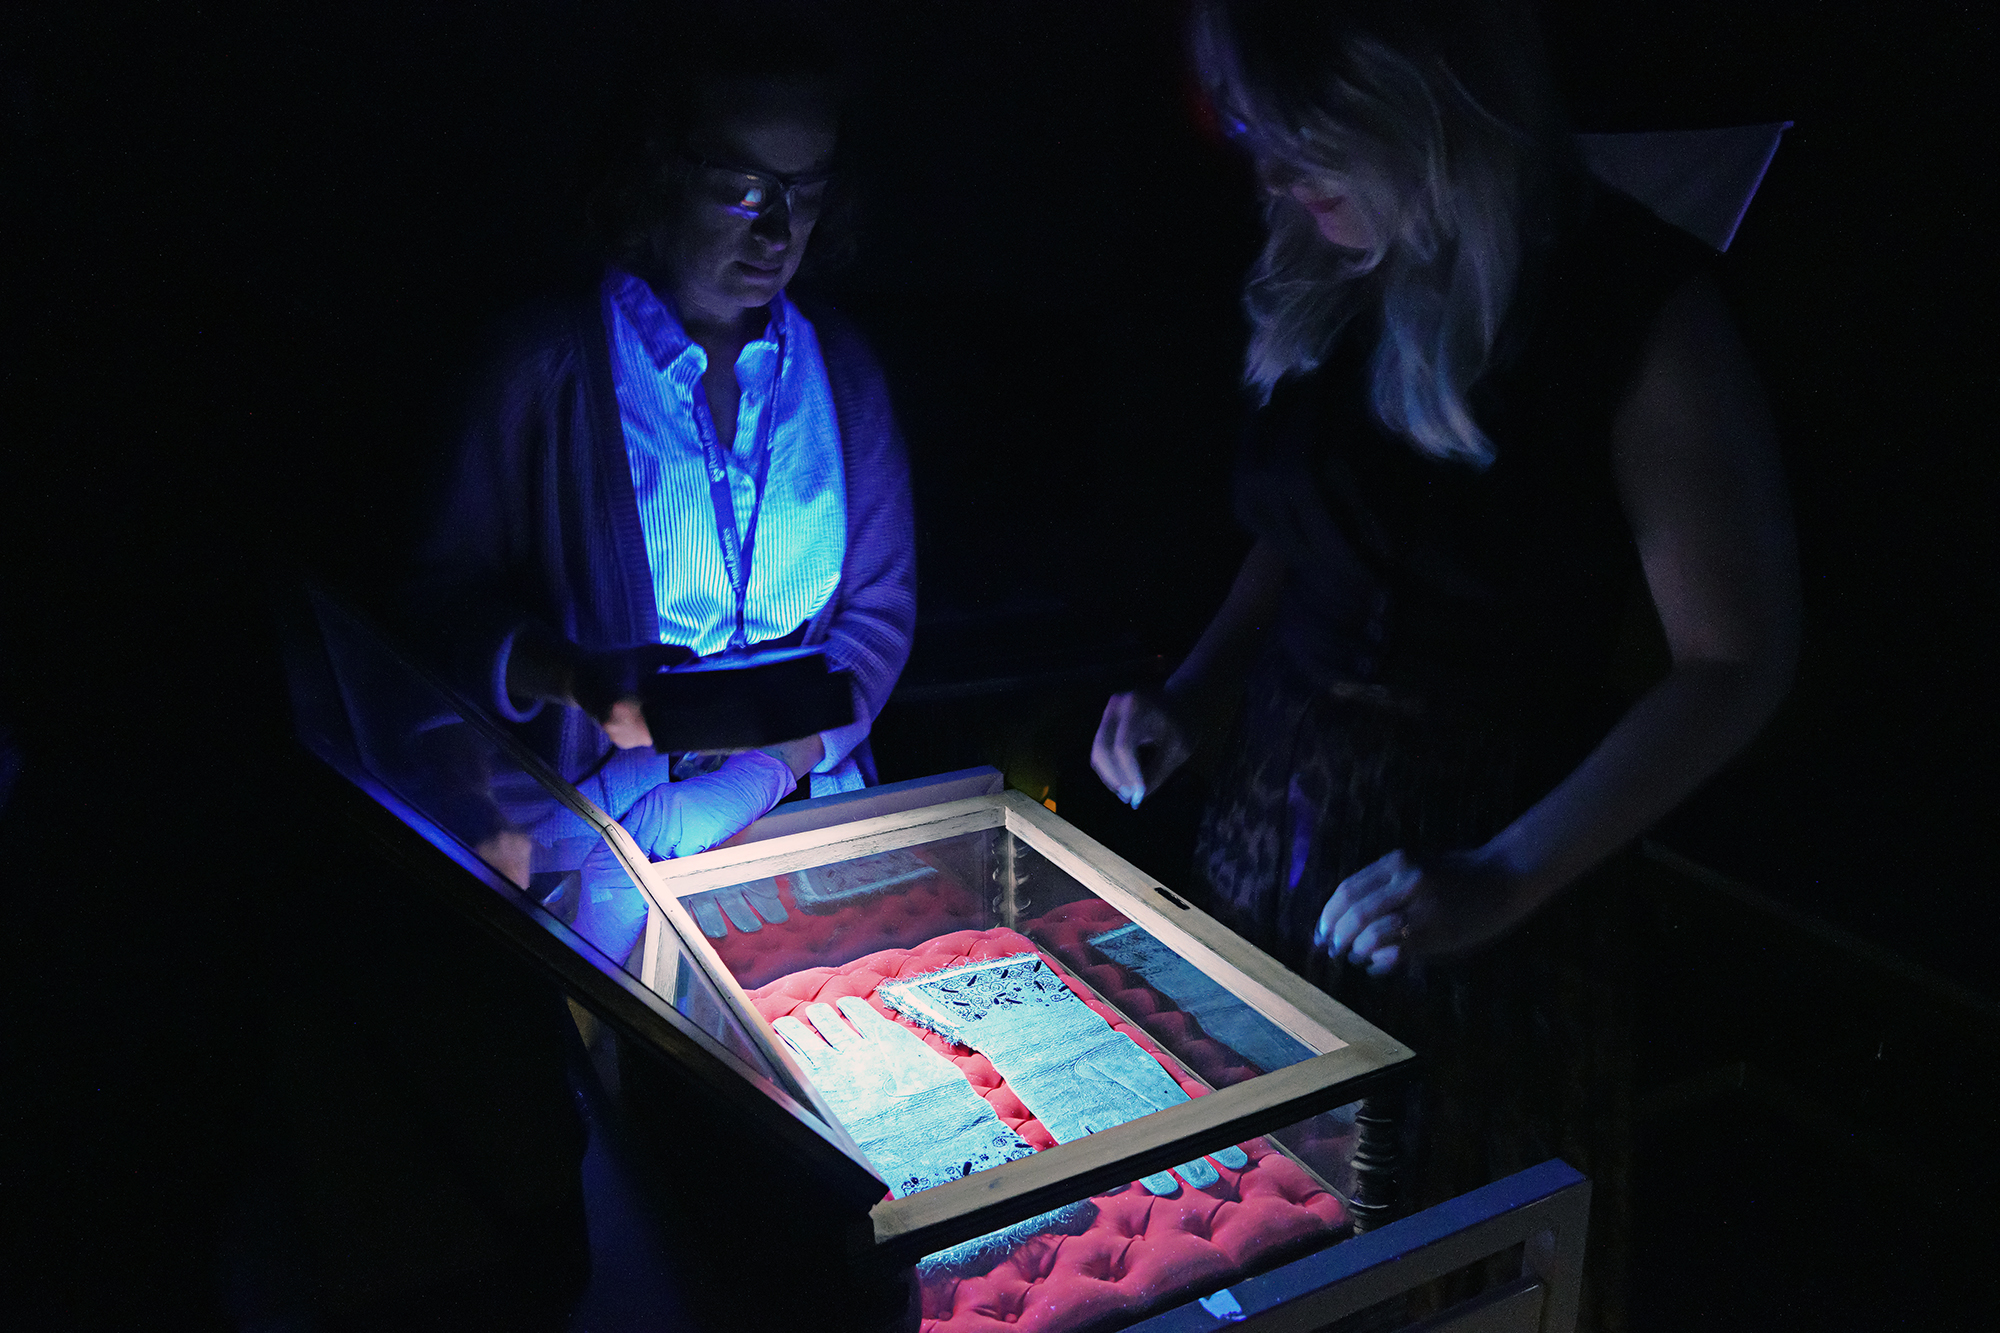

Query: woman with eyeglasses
left=412, top=15, right=914, bottom=969
left=1092, top=1, right=1797, bottom=1318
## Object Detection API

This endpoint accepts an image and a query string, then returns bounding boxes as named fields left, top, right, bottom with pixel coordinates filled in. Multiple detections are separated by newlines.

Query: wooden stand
left=1349, top=1083, right=1406, bottom=1234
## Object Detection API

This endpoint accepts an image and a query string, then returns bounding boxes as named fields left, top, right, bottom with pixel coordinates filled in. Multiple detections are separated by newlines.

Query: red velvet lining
left=747, top=928, right=1347, bottom=1332
left=702, top=847, right=986, bottom=990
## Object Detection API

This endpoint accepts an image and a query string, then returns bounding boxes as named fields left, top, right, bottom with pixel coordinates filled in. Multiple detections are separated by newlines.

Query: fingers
left=1134, top=718, right=1191, bottom=798
left=1091, top=695, right=1146, bottom=803
left=714, top=886, right=764, bottom=933
left=1174, top=1156, right=1221, bottom=1189
left=1333, top=871, right=1417, bottom=957
left=1091, top=693, right=1188, bottom=809
left=1313, top=849, right=1406, bottom=951
left=602, top=698, right=654, bottom=750
left=689, top=895, right=729, bottom=939
left=655, top=788, right=717, bottom=860
left=742, top=878, right=789, bottom=926
left=1120, top=700, right=1168, bottom=804
left=771, top=1014, right=829, bottom=1065
left=651, top=791, right=689, bottom=860
left=1124, top=701, right=1193, bottom=808
left=835, top=995, right=894, bottom=1039
left=1316, top=851, right=1423, bottom=959
left=1363, top=944, right=1403, bottom=976
left=1347, top=909, right=1405, bottom=961
left=803, top=1001, right=858, bottom=1050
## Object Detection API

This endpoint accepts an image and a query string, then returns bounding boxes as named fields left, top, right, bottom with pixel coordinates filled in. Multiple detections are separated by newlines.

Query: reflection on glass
left=299, top=595, right=789, bottom=1089
left=1083, top=922, right=1314, bottom=1075
left=310, top=595, right=597, bottom=892
left=684, top=878, right=789, bottom=938
left=791, top=846, right=939, bottom=911
left=661, top=930, right=786, bottom=1078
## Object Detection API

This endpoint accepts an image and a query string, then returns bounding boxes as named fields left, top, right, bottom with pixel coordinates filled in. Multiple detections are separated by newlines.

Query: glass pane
left=310, top=596, right=595, bottom=890
left=684, top=832, right=993, bottom=991
left=696, top=824, right=1324, bottom=1225
left=694, top=828, right=1311, bottom=1069
left=1006, top=838, right=1316, bottom=1082
left=300, top=595, right=789, bottom=1092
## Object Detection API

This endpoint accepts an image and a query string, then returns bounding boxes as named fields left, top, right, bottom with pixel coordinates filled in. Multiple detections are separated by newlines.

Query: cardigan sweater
left=409, top=285, right=916, bottom=794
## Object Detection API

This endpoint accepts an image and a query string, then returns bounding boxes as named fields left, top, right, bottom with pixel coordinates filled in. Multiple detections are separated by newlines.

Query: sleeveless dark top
left=1234, top=184, right=1714, bottom=788
left=1208, top=196, right=1716, bottom=1332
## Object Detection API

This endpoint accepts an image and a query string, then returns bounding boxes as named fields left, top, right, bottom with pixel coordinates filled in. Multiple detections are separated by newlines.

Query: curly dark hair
left=585, top=2, right=859, bottom=281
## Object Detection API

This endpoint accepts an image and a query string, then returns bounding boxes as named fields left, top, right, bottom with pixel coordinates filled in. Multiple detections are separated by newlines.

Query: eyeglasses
left=680, top=152, right=833, bottom=223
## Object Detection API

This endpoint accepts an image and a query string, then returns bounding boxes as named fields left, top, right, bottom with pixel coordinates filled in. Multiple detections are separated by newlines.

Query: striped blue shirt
left=606, top=270, right=847, bottom=658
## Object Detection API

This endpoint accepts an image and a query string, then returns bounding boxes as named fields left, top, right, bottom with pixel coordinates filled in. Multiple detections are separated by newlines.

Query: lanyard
left=689, top=323, right=786, bottom=652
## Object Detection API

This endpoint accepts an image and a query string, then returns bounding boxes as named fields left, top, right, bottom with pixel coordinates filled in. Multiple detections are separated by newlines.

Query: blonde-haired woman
left=1093, top=1, right=1797, bottom=1321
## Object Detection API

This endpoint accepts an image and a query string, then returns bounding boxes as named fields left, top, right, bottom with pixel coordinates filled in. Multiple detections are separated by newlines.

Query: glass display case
left=284, top=591, right=1417, bottom=1331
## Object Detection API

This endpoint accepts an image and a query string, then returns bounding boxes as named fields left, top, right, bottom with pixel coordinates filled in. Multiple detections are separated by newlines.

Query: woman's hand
left=1092, top=692, right=1194, bottom=808
left=1314, top=846, right=1541, bottom=975
left=1091, top=541, right=1284, bottom=810
left=1322, top=277, right=1799, bottom=977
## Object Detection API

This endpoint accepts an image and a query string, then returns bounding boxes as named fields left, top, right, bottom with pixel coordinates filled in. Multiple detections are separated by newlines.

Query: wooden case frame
left=624, top=788, right=1416, bottom=1269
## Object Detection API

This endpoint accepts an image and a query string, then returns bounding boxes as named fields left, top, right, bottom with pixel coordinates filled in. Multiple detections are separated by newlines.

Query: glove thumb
left=656, top=749, right=797, bottom=858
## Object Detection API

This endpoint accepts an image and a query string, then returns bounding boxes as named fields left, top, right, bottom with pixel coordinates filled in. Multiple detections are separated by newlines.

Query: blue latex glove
left=569, top=751, right=794, bottom=965
left=619, top=750, right=796, bottom=861
left=879, top=955, right=1249, bottom=1196
left=572, top=840, right=651, bottom=966
left=1088, top=923, right=1312, bottom=1074
left=773, top=997, right=1035, bottom=1198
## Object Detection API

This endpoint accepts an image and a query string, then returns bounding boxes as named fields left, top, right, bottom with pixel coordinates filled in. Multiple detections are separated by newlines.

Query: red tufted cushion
left=748, top=928, right=1348, bottom=1332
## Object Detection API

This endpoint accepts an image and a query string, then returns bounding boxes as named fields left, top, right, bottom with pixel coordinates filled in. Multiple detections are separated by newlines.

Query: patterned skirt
left=1194, top=653, right=1636, bottom=1332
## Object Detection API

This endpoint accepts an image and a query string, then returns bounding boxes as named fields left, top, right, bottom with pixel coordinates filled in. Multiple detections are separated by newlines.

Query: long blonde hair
left=1194, top=0, right=1565, bottom=467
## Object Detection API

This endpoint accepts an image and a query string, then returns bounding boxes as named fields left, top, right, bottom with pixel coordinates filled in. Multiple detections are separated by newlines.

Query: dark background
left=3, top=0, right=1993, bottom=1324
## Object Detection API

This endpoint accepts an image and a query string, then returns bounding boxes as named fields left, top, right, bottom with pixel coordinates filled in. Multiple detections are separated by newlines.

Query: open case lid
left=283, top=590, right=1414, bottom=1271
left=282, top=590, right=884, bottom=1205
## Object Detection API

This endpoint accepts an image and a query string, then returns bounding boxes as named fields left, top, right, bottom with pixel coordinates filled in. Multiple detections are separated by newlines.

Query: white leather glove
left=774, top=997, right=1035, bottom=1198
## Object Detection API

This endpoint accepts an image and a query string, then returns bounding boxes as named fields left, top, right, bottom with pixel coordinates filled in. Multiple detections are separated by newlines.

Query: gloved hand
left=773, top=996, right=1035, bottom=1198
left=568, top=752, right=792, bottom=965
left=687, top=878, right=789, bottom=938
left=879, top=954, right=1250, bottom=1196
left=1089, top=922, right=1312, bottom=1074
left=619, top=750, right=796, bottom=861
left=572, top=838, right=651, bottom=967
